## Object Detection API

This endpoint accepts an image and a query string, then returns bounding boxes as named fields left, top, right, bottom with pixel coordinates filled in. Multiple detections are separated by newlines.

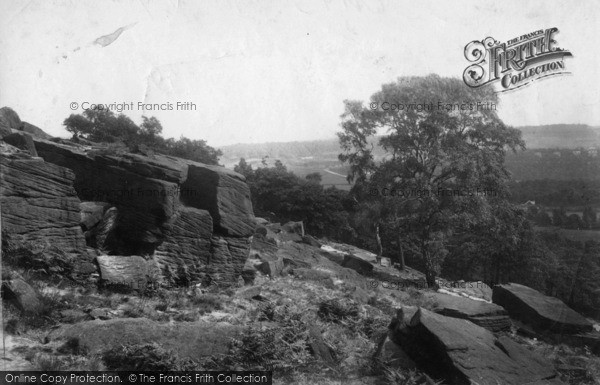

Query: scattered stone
left=282, top=221, right=304, bottom=236
left=249, top=234, right=279, bottom=261
left=493, top=283, right=593, bottom=334
left=59, top=309, right=91, bottom=323
left=301, top=235, right=322, bottom=248
left=319, top=248, right=345, bottom=265
left=254, top=217, right=269, bottom=226
left=291, top=268, right=330, bottom=281
left=89, top=308, right=113, bottom=320
left=341, top=254, right=374, bottom=275
left=1, top=279, right=42, bottom=314
left=257, top=258, right=284, bottom=278
left=390, top=308, right=563, bottom=385
left=240, top=266, right=256, bottom=285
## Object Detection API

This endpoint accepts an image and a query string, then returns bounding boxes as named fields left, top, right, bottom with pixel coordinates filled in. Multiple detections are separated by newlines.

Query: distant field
left=534, top=226, right=600, bottom=242
left=287, top=164, right=351, bottom=190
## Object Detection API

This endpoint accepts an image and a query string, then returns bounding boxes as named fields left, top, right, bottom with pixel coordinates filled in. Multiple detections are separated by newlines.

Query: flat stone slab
left=391, top=308, right=564, bottom=385
left=493, top=283, right=593, bottom=334
left=432, top=292, right=511, bottom=332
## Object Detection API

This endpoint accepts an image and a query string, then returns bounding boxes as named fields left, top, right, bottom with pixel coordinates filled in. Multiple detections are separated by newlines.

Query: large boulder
left=80, top=201, right=111, bottom=230
left=1, top=278, right=42, bottom=314
left=432, top=293, right=511, bottom=332
left=341, top=254, right=374, bottom=275
left=373, top=332, right=416, bottom=370
left=20, top=121, right=52, bottom=140
left=391, top=308, right=563, bottom=385
left=0, top=153, right=87, bottom=254
left=492, top=283, right=593, bottom=334
left=46, top=318, right=241, bottom=359
left=0, top=107, right=21, bottom=138
left=87, top=206, right=118, bottom=251
left=96, top=255, right=159, bottom=291
left=2, top=132, right=38, bottom=156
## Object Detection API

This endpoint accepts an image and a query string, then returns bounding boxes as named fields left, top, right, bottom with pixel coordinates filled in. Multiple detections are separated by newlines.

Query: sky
left=0, top=0, right=599, bottom=147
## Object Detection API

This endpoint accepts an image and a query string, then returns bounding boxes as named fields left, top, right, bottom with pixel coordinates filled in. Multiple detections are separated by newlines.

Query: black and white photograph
left=0, top=1, right=599, bottom=384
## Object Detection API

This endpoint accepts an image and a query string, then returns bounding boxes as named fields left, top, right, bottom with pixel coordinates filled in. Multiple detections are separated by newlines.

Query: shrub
left=317, top=298, right=360, bottom=324
left=33, top=354, right=64, bottom=371
left=209, top=303, right=312, bottom=372
left=191, top=294, right=223, bottom=315
left=57, top=337, right=88, bottom=355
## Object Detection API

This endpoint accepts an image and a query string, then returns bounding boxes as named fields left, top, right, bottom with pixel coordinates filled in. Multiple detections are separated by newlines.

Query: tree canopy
left=63, top=109, right=222, bottom=165
left=338, top=75, right=524, bottom=287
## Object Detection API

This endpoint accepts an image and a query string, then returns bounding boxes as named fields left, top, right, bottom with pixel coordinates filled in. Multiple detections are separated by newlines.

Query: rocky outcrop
left=28, top=134, right=254, bottom=286
left=492, top=283, right=593, bottom=334
left=20, top=121, right=52, bottom=140
left=391, top=307, right=564, bottom=385
left=1, top=106, right=256, bottom=286
left=432, top=293, right=511, bottom=332
left=0, top=151, right=87, bottom=254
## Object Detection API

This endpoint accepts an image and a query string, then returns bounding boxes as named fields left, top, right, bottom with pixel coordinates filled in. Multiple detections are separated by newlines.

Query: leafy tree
left=582, top=206, right=597, bottom=229
left=337, top=75, right=523, bottom=287
left=63, top=111, right=221, bottom=165
left=565, top=214, right=583, bottom=230
left=305, top=172, right=322, bottom=184
left=552, top=207, right=568, bottom=227
left=233, top=158, right=254, bottom=179
left=162, top=137, right=222, bottom=165
left=238, top=159, right=352, bottom=238
left=534, top=210, right=553, bottom=227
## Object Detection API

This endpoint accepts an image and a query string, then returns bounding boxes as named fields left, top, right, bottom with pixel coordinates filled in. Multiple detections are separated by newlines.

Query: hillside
left=220, top=124, right=600, bottom=184
left=517, top=124, right=600, bottom=149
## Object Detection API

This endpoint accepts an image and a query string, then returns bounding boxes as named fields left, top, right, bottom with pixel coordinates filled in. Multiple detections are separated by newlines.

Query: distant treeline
left=509, top=179, right=600, bottom=207
left=506, top=149, right=600, bottom=181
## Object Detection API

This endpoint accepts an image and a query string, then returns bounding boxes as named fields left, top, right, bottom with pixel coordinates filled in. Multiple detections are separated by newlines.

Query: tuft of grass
left=102, top=343, right=199, bottom=371
left=191, top=294, right=223, bottom=315
left=57, top=337, right=88, bottom=356
left=399, top=287, right=438, bottom=310
left=33, top=354, right=64, bottom=371
left=317, top=299, right=360, bottom=324
left=209, top=303, right=312, bottom=372
left=383, top=367, right=444, bottom=385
